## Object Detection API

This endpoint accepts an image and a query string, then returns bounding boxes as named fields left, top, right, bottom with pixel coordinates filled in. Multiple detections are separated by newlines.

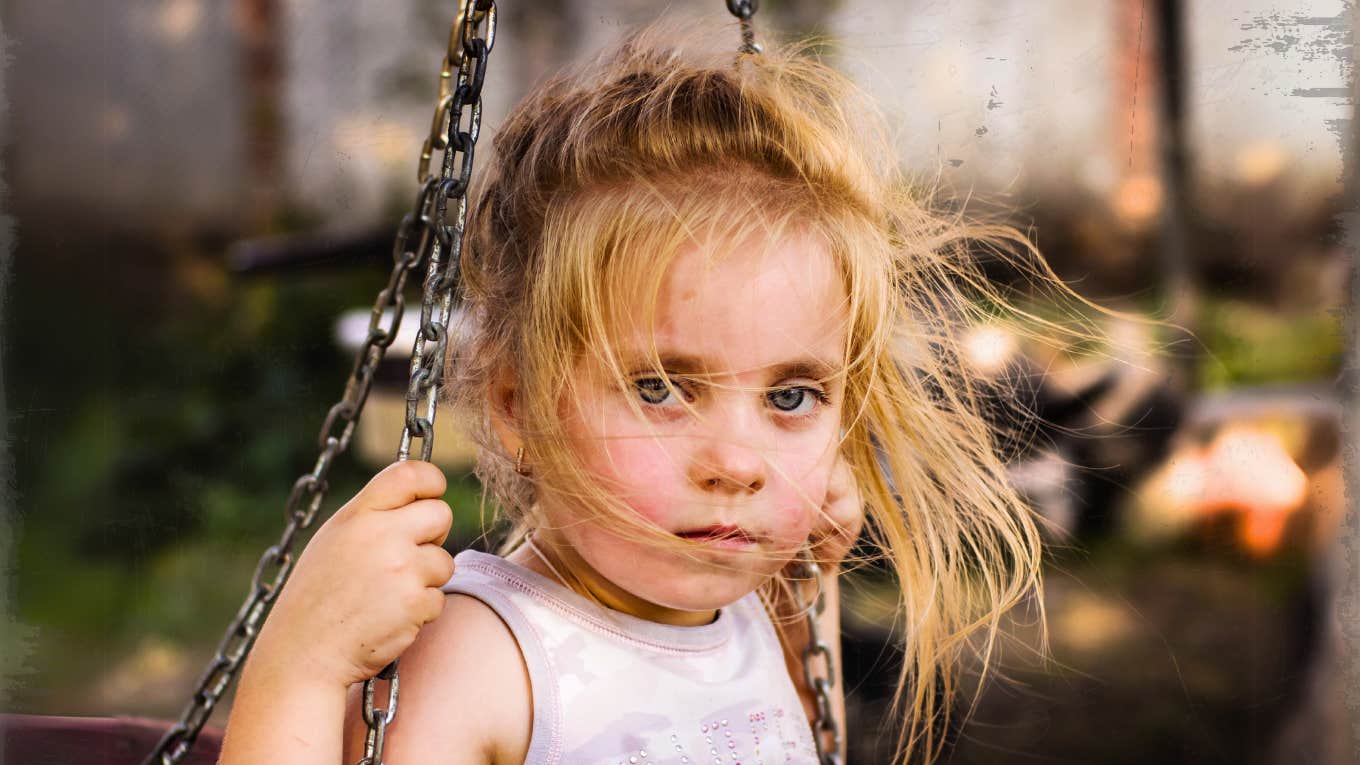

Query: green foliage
left=1196, top=297, right=1345, bottom=389
left=9, top=241, right=487, bottom=666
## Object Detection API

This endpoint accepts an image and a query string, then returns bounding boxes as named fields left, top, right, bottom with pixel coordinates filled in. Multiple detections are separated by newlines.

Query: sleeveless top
left=441, top=550, right=820, bottom=765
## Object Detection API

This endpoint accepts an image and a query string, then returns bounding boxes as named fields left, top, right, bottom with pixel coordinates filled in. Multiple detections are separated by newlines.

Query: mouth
left=675, top=525, right=759, bottom=550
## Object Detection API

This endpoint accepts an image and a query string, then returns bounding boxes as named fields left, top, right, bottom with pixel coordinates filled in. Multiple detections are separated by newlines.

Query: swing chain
left=419, top=0, right=496, bottom=185
left=143, top=234, right=429, bottom=765
left=144, top=3, right=495, bottom=764
left=401, top=0, right=495, bottom=465
left=793, top=555, right=844, bottom=765
left=364, top=3, right=496, bottom=765
left=724, top=0, right=761, bottom=54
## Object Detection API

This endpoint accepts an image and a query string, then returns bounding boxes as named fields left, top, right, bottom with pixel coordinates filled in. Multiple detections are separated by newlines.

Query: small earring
left=514, top=446, right=530, bottom=476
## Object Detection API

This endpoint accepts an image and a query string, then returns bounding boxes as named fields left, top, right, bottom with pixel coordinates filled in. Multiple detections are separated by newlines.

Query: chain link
left=725, top=0, right=761, bottom=54
left=792, top=554, right=843, bottom=765
left=143, top=2, right=495, bottom=763
left=361, top=3, right=495, bottom=765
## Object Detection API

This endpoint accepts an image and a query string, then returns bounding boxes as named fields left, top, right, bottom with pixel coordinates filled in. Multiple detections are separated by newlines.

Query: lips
left=675, top=525, right=759, bottom=548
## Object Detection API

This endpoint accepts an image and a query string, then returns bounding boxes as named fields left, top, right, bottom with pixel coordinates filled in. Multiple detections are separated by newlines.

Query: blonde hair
left=448, top=19, right=1117, bottom=763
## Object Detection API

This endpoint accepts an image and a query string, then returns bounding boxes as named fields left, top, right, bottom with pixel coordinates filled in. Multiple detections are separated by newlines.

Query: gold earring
left=515, top=446, right=530, bottom=476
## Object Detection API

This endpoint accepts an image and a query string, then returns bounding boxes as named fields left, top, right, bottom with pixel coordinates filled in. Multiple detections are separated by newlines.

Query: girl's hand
left=808, top=453, right=864, bottom=567
left=252, top=460, right=456, bottom=691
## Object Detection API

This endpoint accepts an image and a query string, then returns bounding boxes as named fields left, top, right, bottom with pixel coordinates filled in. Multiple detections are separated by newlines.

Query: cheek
left=767, top=432, right=842, bottom=536
left=579, top=427, right=686, bottom=525
left=769, top=504, right=817, bottom=548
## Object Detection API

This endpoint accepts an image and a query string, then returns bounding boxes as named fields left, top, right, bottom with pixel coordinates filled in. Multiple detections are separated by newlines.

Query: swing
left=1, top=2, right=842, bottom=764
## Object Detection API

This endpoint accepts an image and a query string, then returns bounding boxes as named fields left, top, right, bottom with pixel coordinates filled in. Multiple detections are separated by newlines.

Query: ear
left=487, top=366, right=523, bottom=456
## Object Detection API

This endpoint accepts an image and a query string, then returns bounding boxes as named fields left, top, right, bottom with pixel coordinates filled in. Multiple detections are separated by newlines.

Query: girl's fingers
left=825, top=456, right=858, bottom=506
left=356, top=460, right=448, bottom=511
left=387, top=498, right=455, bottom=546
left=820, top=458, right=862, bottom=526
left=811, top=455, right=864, bottom=563
left=415, top=542, right=457, bottom=588
left=418, top=587, right=447, bottom=626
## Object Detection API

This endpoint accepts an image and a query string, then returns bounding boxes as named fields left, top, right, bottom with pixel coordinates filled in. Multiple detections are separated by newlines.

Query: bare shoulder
left=342, top=593, right=533, bottom=765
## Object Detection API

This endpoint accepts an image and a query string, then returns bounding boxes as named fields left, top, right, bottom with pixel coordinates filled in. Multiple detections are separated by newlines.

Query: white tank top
left=442, top=550, right=820, bottom=765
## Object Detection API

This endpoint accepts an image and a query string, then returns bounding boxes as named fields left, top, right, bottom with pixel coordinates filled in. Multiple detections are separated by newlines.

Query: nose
left=688, top=409, right=767, bottom=495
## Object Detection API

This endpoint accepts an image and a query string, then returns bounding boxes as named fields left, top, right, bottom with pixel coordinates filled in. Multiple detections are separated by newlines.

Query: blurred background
left=2, top=0, right=1356, bottom=763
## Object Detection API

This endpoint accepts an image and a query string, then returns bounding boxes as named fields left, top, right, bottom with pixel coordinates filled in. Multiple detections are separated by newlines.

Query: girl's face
left=539, top=232, right=849, bottom=626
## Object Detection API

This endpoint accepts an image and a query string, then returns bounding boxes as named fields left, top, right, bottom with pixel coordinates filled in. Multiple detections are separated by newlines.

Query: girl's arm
left=340, top=593, right=533, bottom=765
left=217, top=630, right=350, bottom=763
left=216, top=461, right=457, bottom=765
left=224, top=592, right=529, bottom=765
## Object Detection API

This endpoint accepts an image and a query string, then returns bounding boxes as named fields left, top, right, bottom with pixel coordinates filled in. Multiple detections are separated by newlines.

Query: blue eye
left=634, top=377, right=679, bottom=406
left=767, top=386, right=825, bottom=414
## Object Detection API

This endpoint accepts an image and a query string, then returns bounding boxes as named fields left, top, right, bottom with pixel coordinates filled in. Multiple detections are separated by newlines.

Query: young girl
left=219, top=21, right=1080, bottom=765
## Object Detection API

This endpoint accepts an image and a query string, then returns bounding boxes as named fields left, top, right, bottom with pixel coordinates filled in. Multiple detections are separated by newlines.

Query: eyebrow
left=624, top=352, right=843, bottom=383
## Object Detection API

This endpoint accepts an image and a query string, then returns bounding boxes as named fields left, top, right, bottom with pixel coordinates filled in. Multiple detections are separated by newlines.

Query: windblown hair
left=448, top=19, right=1114, bottom=763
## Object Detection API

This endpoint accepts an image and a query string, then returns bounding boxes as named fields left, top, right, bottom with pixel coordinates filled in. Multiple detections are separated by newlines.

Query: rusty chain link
left=143, top=2, right=495, bottom=763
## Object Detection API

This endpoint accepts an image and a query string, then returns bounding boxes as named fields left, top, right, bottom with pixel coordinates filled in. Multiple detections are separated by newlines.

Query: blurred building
left=8, top=0, right=1350, bottom=235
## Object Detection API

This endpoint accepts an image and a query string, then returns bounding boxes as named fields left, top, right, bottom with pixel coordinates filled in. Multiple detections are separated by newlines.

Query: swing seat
left=0, top=714, right=223, bottom=765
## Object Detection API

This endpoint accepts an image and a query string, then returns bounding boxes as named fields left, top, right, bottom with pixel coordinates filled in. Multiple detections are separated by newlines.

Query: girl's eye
left=767, top=386, right=827, bottom=415
left=634, top=377, right=682, bottom=406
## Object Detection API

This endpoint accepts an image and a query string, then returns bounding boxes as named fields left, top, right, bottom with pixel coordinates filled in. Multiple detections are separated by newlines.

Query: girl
left=221, top=20, right=1090, bottom=765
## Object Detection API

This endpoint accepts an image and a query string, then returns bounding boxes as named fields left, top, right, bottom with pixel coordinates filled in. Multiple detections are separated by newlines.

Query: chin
left=654, top=589, right=747, bottom=613
left=632, top=562, right=770, bottom=613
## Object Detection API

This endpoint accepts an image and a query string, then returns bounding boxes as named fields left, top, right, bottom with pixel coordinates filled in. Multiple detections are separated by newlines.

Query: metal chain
left=143, top=171, right=430, bottom=765
left=142, top=2, right=495, bottom=763
left=359, top=2, right=495, bottom=764
left=725, top=0, right=761, bottom=54
left=792, top=554, right=843, bottom=765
